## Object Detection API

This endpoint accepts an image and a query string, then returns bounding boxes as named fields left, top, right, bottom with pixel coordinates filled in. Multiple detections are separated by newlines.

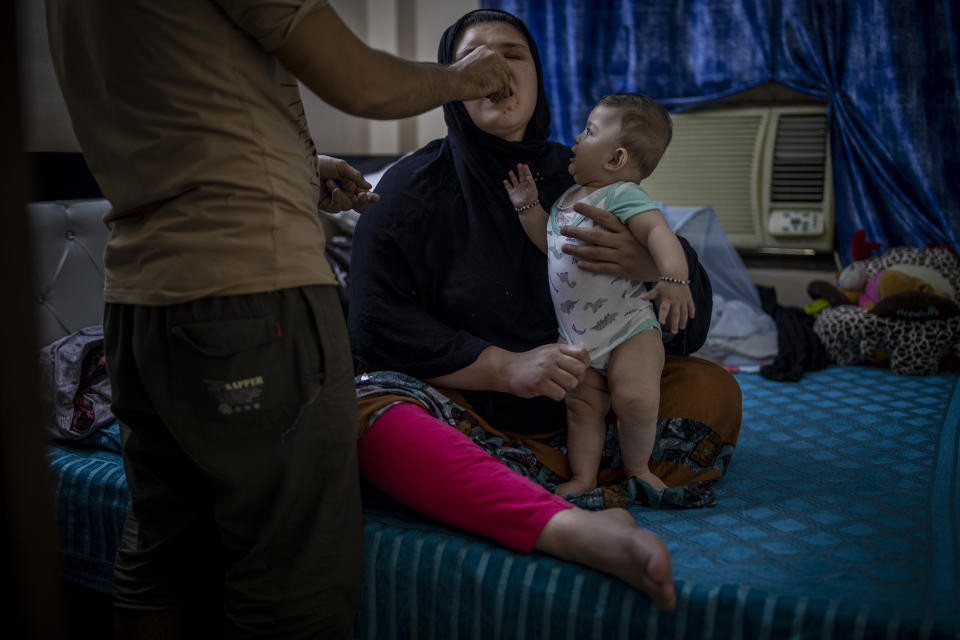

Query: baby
left=503, top=93, right=693, bottom=495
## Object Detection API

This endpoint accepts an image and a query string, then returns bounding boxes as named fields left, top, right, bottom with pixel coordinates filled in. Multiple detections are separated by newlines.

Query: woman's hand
left=561, top=203, right=661, bottom=280
left=504, top=343, right=590, bottom=401
left=503, top=163, right=539, bottom=209
left=426, top=343, right=588, bottom=399
left=316, top=155, right=382, bottom=213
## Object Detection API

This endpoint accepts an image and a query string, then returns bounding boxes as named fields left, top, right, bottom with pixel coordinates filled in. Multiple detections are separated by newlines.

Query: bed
left=47, top=366, right=960, bottom=638
left=34, top=199, right=960, bottom=638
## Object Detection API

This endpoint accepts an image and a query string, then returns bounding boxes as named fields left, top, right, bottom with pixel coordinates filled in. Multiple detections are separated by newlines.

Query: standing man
left=45, top=1, right=513, bottom=638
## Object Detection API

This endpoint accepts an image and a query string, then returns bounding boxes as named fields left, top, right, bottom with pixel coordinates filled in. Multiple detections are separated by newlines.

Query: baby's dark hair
left=594, top=93, right=672, bottom=180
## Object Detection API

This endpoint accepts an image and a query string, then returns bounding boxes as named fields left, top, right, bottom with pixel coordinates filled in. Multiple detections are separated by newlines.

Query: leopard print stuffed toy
left=812, top=247, right=960, bottom=375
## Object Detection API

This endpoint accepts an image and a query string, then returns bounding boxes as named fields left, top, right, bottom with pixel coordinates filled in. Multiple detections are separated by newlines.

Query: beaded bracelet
left=514, top=200, right=540, bottom=213
left=659, top=275, right=691, bottom=285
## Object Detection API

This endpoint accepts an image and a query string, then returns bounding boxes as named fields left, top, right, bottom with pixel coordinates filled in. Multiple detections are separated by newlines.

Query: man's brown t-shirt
left=46, top=0, right=336, bottom=304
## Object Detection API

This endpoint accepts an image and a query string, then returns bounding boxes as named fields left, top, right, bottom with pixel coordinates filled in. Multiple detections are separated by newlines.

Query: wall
left=296, top=0, right=479, bottom=154
left=16, top=0, right=75, bottom=153
left=17, top=0, right=478, bottom=156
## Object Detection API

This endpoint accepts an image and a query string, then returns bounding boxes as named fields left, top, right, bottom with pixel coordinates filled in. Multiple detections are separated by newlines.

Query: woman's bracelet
left=514, top=199, right=539, bottom=214
left=659, top=275, right=691, bottom=285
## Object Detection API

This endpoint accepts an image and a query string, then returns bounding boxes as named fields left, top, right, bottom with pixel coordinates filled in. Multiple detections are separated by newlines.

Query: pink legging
left=358, top=402, right=573, bottom=552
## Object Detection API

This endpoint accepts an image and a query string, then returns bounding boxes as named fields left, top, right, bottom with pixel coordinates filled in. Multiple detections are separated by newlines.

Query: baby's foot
left=627, top=467, right=668, bottom=491
left=555, top=477, right=597, bottom=497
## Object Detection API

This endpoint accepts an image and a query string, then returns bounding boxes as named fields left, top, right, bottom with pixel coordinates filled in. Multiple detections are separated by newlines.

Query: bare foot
left=555, top=477, right=596, bottom=496
left=534, top=507, right=676, bottom=611
left=626, top=467, right=668, bottom=491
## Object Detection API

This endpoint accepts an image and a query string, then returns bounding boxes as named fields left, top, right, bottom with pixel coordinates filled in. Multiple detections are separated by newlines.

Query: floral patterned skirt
left=355, top=355, right=742, bottom=509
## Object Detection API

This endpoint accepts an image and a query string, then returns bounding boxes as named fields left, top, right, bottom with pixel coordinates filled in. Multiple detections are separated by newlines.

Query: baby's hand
left=641, top=280, right=695, bottom=334
left=503, top=163, right=539, bottom=209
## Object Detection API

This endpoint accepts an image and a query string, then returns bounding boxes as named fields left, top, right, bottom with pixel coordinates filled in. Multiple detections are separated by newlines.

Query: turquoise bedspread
left=48, top=366, right=960, bottom=638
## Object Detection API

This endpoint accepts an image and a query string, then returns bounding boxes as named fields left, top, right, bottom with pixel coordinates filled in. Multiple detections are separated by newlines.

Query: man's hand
left=277, top=7, right=513, bottom=118
left=641, top=281, right=695, bottom=333
left=504, top=343, right=590, bottom=401
left=503, top=163, right=539, bottom=209
left=450, top=45, right=513, bottom=102
left=316, top=155, right=381, bottom=213
left=560, top=203, right=660, bottom=280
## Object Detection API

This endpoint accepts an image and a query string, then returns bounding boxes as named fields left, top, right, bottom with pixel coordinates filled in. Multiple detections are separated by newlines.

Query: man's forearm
left=275, top=6, right=499, bottom=119
left=303, top=49, right=469, bottom=119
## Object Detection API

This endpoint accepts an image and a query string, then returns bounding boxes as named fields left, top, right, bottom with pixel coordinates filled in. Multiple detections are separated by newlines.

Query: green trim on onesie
left=608, top=316, right=662, bottom=347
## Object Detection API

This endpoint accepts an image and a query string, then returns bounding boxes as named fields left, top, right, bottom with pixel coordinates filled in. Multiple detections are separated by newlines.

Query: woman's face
left=453, top=22, right=538, bottom=142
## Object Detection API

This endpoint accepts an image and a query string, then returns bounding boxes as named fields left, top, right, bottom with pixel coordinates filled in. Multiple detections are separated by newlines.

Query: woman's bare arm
left=425, top=343, right=590, bottom=401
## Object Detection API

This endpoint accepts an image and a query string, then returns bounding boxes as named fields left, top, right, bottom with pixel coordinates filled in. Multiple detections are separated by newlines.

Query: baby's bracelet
left=515, top=199, right=539, bottom=214
left=659, top=275, right=691, bottom=285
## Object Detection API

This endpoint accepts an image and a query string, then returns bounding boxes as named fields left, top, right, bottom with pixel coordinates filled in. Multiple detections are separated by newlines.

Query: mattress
left=47, top=365, right=960, bottom=638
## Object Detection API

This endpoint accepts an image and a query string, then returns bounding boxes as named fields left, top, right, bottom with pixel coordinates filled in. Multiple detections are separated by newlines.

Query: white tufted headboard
left=27, top=200, right=111, bottom=348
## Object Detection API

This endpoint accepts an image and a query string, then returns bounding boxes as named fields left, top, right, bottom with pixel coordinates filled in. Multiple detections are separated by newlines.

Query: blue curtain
left=483, top=0, right=959, bottom=263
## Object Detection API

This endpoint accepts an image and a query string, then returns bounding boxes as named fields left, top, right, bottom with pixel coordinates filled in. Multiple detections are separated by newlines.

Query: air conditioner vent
left=638, top=105, right=833, bottom=252
left=644, top=114, right=764, bottom=237
left=771, top=114, right=827, bottom=202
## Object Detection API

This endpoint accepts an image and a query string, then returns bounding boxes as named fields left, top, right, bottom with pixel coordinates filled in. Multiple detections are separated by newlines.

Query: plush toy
left=807, top=235, right=960, bottom=375
left=808, top=229, right=960, bottom=320
left=809, top=261, right=960, bottom=319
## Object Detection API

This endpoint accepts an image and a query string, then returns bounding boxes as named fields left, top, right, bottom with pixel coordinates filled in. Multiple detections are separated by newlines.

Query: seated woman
left=348, top=8, right=742, bottom=612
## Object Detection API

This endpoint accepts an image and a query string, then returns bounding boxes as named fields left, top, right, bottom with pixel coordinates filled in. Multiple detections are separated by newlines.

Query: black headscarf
left=349, top=9, right=710, bottom=435
left=434, top=9, right=574, bottom=284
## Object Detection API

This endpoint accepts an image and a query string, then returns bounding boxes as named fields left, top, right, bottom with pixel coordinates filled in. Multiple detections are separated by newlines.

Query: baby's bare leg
left=555, top=366, right=609, bottom=497
left=607, top=330, right=667, bottom=489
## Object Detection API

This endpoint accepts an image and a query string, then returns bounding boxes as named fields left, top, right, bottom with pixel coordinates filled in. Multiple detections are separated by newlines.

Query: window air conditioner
left=642, top=105, right=834, bottom=254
